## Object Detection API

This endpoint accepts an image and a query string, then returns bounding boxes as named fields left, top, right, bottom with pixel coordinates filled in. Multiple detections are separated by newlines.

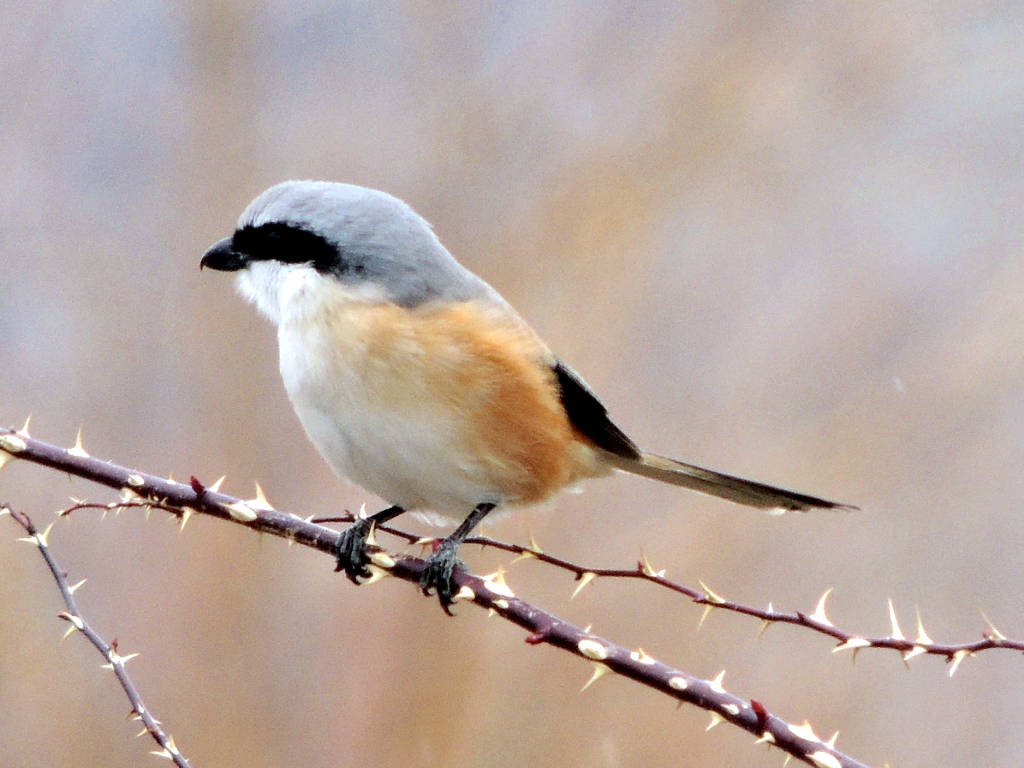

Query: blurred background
left=2, top=2, right=1023, bottom=766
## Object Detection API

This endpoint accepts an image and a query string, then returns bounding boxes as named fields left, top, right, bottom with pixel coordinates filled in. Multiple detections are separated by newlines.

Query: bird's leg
left=420, top=502, right=496, bottom=612
left=334, top=505, right=405, bottom=583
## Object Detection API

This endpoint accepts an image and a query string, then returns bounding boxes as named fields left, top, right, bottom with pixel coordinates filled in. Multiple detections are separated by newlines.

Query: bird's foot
left=419, top=540, right=466, bottom=614
left=334, top=518, right=375, bottom=584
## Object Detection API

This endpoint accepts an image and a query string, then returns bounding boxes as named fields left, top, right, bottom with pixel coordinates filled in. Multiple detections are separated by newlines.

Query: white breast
left=272, top=269, right=505, bottom=514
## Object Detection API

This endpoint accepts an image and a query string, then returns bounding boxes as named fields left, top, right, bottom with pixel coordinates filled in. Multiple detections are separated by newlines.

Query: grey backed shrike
left=201, top=180, right=848, bottom=608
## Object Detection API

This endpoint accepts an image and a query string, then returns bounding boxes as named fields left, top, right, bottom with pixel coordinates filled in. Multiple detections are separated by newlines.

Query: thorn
left=57, top=611, right=84, bottom=637
left=708, top=670, right=726, bottom=693
left=368, top=549, right=395, bottom=569
left=640, top=551, right=665, bottom=578
left=248, top=482, right=273, bottom=511
left=361, top=564, right=391, bottom=586
left=18, top=414, right=32, bottom=438
left=178, top=507, right=195, bottom=532
left=528, top=531, right=543, bottom=553
left=452, top=585, right=476, bottom=603
left=33, top=522, right=55, bottom=548
left=104, top=650, right=138, bottom=669
left=571, top=571, right=597, bottom=599
left=705, top=711, right=724, bottom=731
left=756, top=617, right=772, bottom=640
left=510, top=548, right=537, bottom=565
left=698, top=603, right=714, bottom=630
left=125, top=473, right=145, bottom=488
left=833, top=637, right=871, bottom=654
left=887, top=599, right=905, bottom=641
left=68, top=426, right=89, bottom=458
left=119, top=487, right=143, bottom=504
left=787, top=720, right=820, bottom=742
left=783, top=756, right=792, bottom=767
left=580, top=662, right=610, bottom=692
left=915, top=607, right=933, bottom=645
left=208, top=475, right=226, bottom=493
left=948, top=648, right=970, bottom=678
left=980, top=610, right=1007, bottom=643
left=68, top=578, right=87, bottom=595
left=824, top=730, right=839, bottom=749
left=481, top=567, right=515, bottom=598
left=698, top=580, right=725, bottom=604
left=809, top=588, right=834, bottom=627
left=903, top=645, right=927, bottom=662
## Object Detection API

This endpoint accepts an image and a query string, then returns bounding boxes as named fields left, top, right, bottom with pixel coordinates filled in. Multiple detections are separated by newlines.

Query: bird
left=201, top=180, right=849, bottom=609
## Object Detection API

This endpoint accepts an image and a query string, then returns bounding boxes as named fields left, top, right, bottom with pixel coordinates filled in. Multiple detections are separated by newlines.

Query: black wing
left=553, top=360, right=641, bottom=461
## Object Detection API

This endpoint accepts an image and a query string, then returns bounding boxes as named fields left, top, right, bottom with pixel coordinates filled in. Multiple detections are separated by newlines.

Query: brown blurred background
left=2, top=2, right=1023, bottom=766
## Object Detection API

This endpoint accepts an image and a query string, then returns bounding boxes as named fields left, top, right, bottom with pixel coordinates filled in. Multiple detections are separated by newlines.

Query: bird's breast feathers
left=277, top=289, right=605, bottom=512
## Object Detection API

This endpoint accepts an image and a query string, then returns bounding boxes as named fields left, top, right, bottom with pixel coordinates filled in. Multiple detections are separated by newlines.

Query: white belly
left=277, top=314, right=503, bottom=514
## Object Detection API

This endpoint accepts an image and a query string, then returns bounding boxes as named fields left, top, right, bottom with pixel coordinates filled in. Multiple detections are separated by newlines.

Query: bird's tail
left=606, top=451, right=852, bottom=512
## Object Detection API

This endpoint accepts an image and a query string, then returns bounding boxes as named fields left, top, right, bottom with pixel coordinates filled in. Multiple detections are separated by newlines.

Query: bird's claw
left=419, top=541, right=465, bottom=613
left=334, top=518, right=374, bottom=584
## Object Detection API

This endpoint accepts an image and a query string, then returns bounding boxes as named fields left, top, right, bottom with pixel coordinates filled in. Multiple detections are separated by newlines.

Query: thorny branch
left=0, top=424, right=998, bottom=767
left=4, top=505, right=191, bottom=768
left=427, top=537, right=1019, bottom=674
left=313, top=516, right=1022, bottom=672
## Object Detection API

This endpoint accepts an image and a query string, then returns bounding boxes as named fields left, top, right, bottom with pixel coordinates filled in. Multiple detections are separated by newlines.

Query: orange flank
left=319, top=298, right=605, bottom=505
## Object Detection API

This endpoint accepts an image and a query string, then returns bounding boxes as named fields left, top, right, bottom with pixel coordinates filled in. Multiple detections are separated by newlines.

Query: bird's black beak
left=200, top=236, right=247, bottom=272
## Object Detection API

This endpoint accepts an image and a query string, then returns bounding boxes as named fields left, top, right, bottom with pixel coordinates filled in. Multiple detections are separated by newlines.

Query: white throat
left=235, top=261, right=390, bottom=326
left=234, top=261, right=297, bottom=326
